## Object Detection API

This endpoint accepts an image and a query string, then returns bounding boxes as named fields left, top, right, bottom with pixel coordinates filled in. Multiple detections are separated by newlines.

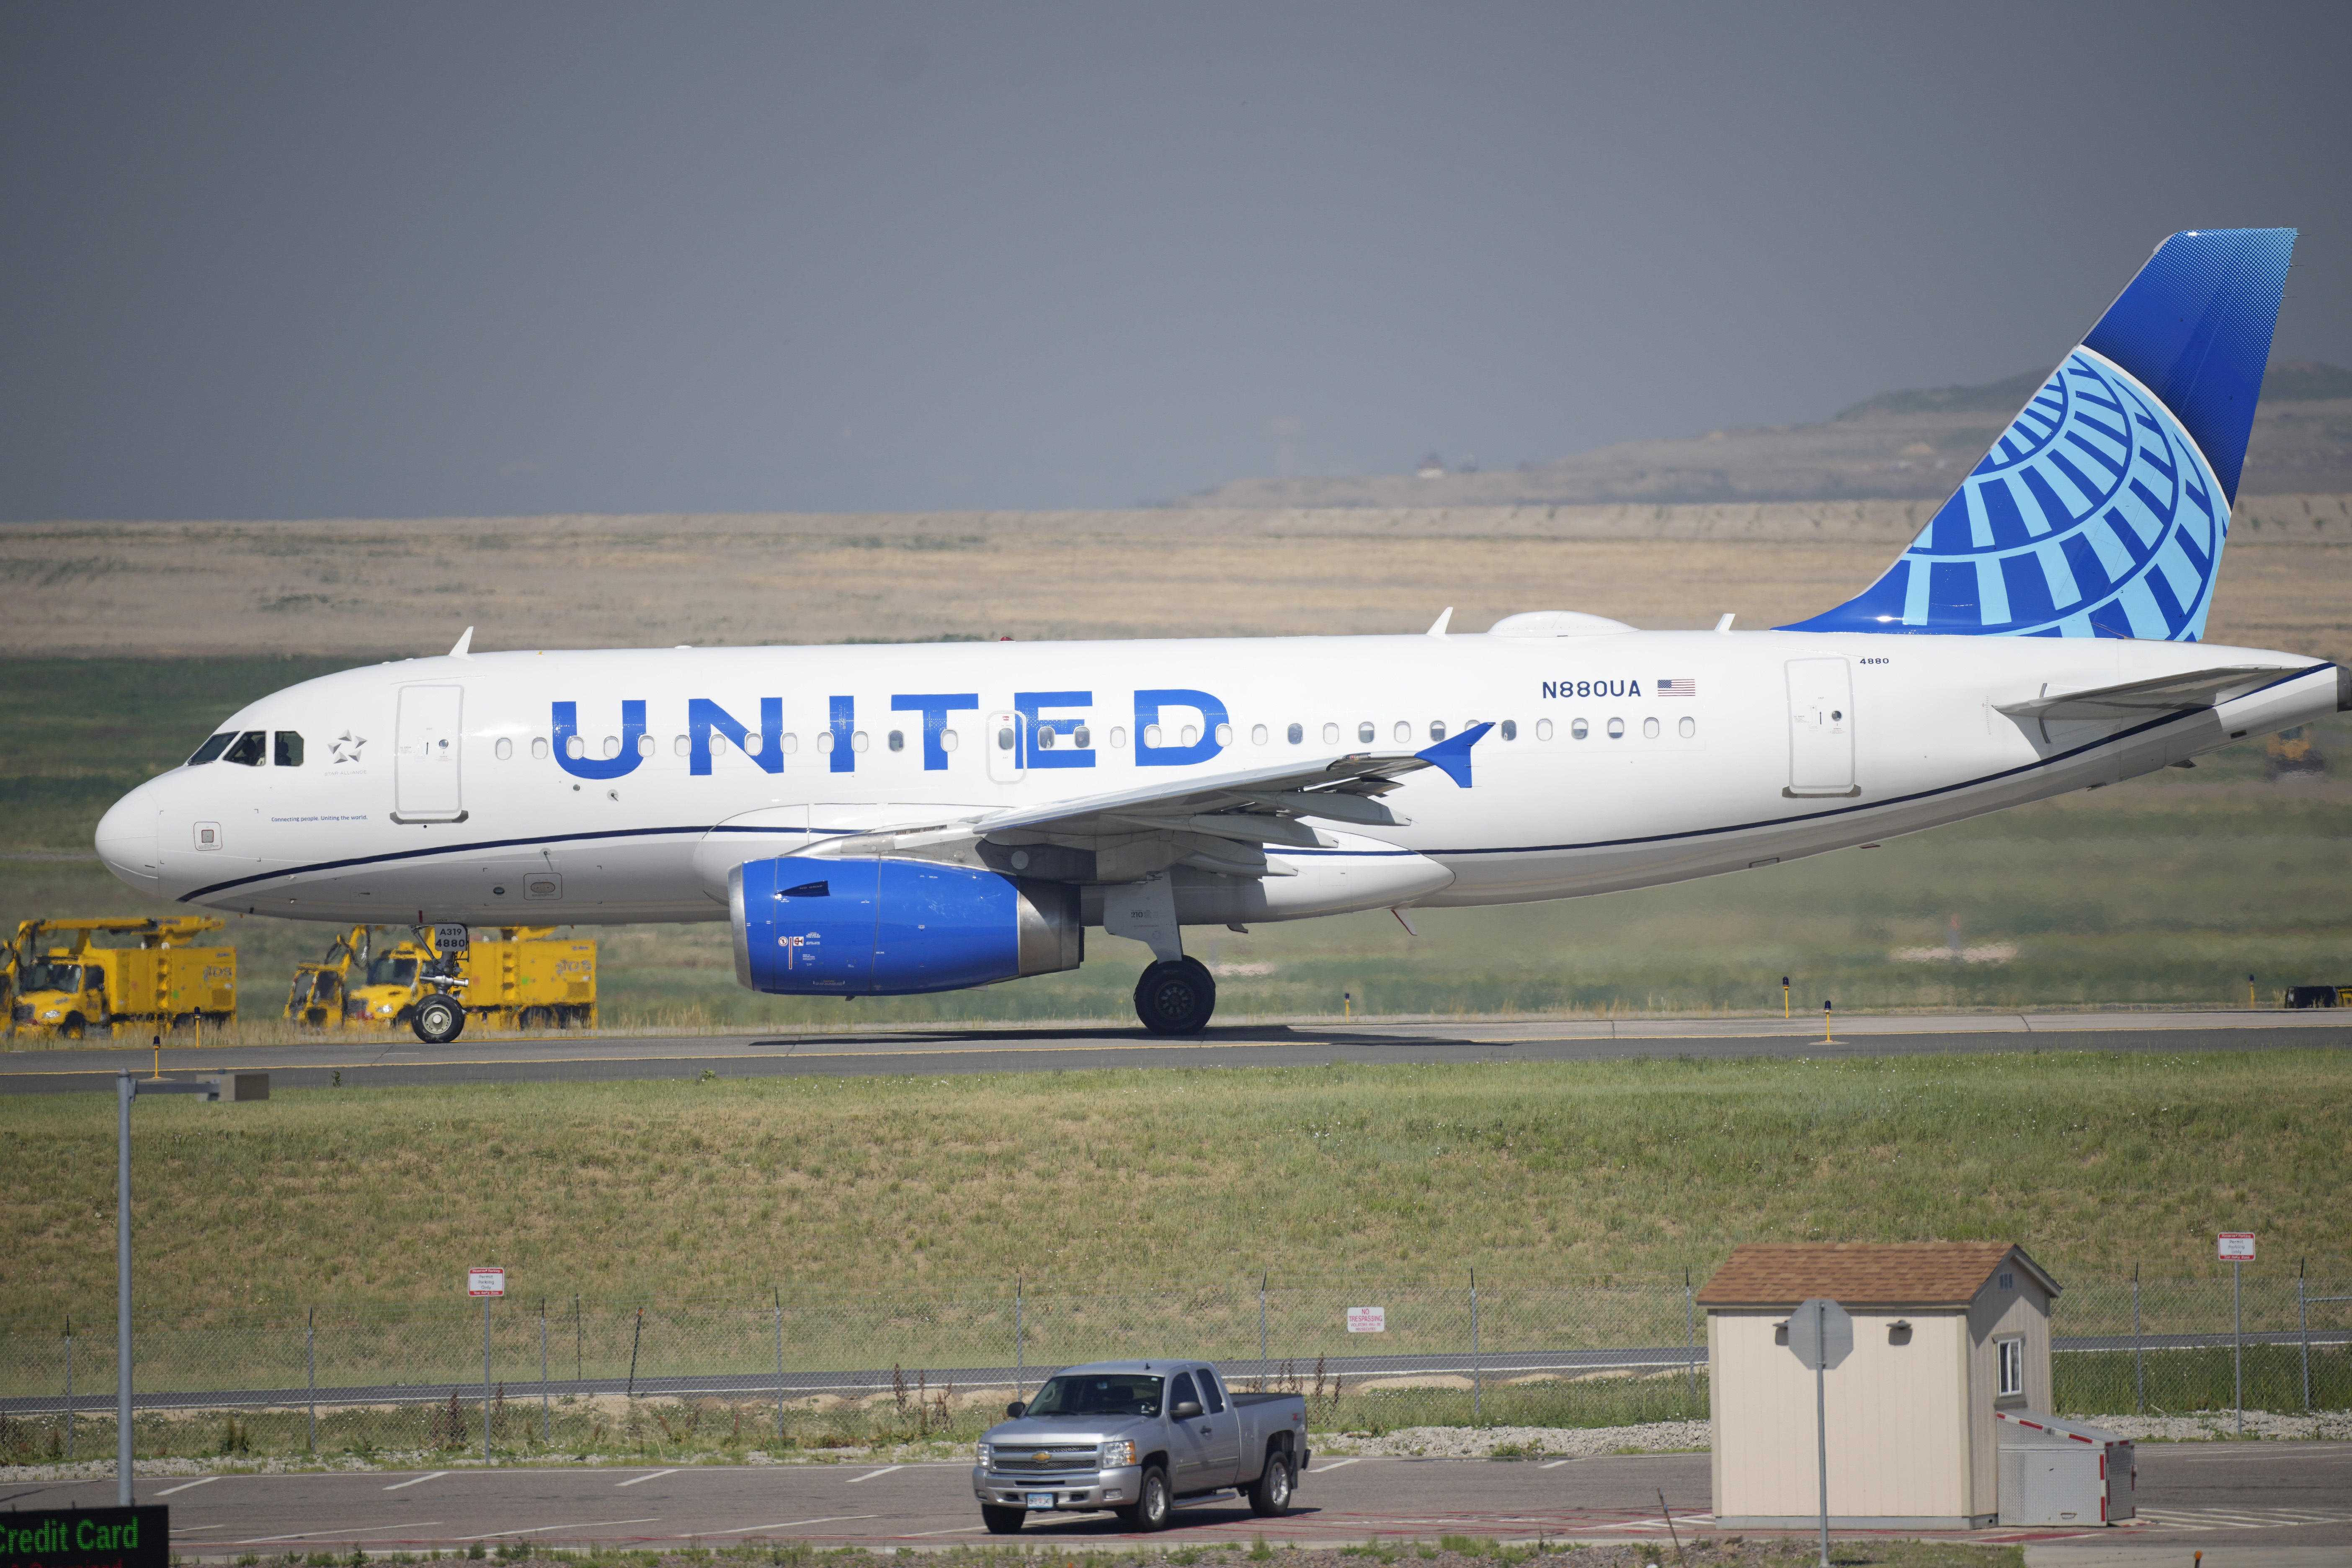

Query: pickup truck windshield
left=1023, top=1373, right=1163, bottom=1418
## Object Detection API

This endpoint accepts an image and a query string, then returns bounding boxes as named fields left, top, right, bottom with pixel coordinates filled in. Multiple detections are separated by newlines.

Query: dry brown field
left=4, top=494, right=2349, bottom=662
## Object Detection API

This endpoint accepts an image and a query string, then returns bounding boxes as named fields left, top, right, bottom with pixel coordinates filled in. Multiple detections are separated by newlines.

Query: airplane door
left=985, top=710, right=1024, bottom=784
left=395, top=685, right=467, bottom=821
left=1785, top=658, right=1856, bottom=797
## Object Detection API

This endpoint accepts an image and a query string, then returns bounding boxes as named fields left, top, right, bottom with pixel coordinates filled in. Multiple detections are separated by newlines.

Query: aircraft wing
left=800, top=724, right=1491, bottom=880
left=1994, top=666, right=2300, bottom=721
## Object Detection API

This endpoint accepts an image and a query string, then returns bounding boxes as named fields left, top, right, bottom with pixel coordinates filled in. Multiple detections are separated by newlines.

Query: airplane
left=93, top=228, right=2340, bottom=1041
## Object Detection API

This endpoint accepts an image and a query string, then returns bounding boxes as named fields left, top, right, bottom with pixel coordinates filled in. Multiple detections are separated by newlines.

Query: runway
left=1, top=1008, right=2346, bottom=1095
left=8, top=1443, right=2348, bottom=1556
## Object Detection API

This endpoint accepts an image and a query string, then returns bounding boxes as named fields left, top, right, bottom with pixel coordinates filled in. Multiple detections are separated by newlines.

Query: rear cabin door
left=1193, top=1366, right=1240, bottom=1485
left=1785, top=658, right=1856, bottom=797
left=395, top=685, right=466, bottom=821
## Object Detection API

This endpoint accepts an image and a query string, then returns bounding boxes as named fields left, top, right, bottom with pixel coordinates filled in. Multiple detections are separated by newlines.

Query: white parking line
left=154, top=1476, right=222, bottom=1496
left=903, top=1527, right=989, bottom=1537
left=384, top=1471, right=449, bottom=1491
left=170, top=1525, right=229, bottom=1532
left=616, top=1468, right=680, bottom=1487
left=1538, top=1460, right=1574, bottom=1470
left=462, top=1518, right=659, bottom=1540
left=846, top=1465, right=903, bottom=1483
left=236, top=1524, right=439, bottom=1545
left=1314, top=1458, right=1362, bottom=1471
left=713, top=1514, right=879, bottom=1535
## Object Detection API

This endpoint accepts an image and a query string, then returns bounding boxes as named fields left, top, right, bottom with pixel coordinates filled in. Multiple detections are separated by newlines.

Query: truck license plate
left=1026, top=1492, right=1055, bottom=1510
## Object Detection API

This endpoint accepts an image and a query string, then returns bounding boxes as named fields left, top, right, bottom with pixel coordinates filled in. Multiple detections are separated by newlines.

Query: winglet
left=1426, top=607, right=1453, bottom=637
left=448, top=627, right=475, bottom=659
left=1415, top=720, right=1493, bottom=787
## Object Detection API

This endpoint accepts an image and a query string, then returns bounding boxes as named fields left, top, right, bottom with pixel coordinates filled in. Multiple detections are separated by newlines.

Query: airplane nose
left=95, top=789, right=161, bottom=895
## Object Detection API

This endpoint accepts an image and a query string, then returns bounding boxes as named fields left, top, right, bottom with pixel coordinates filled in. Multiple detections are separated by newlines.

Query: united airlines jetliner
left=94, top=229, right=2342, bottom=1037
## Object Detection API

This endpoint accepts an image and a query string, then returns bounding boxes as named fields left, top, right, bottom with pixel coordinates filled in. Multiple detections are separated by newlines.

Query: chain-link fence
left=1, top=1270, right=2343, bottom=1467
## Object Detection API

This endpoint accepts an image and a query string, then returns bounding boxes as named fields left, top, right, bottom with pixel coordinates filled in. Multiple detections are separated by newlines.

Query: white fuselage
left=94, top=628, right=2339, bottom=931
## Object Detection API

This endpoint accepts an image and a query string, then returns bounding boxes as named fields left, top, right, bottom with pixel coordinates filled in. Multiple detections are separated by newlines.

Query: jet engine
left=730, top=856, right=1082, bottom=995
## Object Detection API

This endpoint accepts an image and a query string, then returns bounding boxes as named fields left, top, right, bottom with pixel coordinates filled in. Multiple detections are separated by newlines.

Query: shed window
left=1996, top=1336, right=2024, bottom=1397
left=273, top=731, right=304, bottom=767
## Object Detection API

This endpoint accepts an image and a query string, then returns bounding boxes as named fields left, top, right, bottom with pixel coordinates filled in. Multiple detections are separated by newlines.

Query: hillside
left=1187, top=361, right=2352, bottom=508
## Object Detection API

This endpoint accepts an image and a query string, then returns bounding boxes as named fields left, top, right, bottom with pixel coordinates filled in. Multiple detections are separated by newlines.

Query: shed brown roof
left=1696, top=1243, right=2060, bottom=1309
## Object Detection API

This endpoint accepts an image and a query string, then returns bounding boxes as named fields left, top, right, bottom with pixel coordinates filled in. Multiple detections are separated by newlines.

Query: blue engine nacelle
left=729, top=856, right=1084, bottom=995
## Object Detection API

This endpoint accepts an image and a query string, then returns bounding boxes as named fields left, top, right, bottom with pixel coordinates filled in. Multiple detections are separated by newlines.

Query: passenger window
left=1393, top=722, right=1411, bottom=743
left=498, top=738, right=516, bottom=761
left=1198, top=1368, right=1226, bottom=1413
left=222, top=731, right=267, bottom=766
left=673, top=735, right=688, bottom=757
left=1170, top=1371, right=1200, bottom=1413
left=187, top=732, right=235, bottom=766
left=1429, top=720, right=1447, bottom=742
left=1571, top=719, right=1589, bottom=740
left=1179, top=724, right=1199, bottom=746
left=784, top=732, right=802, bottom=753
left=1215, top=723, right=1232, bottom=746
left=1607, top=717, right=1625, bottom=739
left=890, top=729, right=908, bottom=752
left=1073, top=726, right=1090, bottom=749
left=1679, top=716, right=1697, bottom=738
left=1358, top=722, right=1375, bottom=743
left=997, top=725, right=1016, bottom=751
left=1287, top=723, right=1303, bottom=745
left=531, top=737, right=549, bottom=761
left=1035, top=725, right=1055, bottom=750
left=1535, top=718, right=1554, bottom=741
left=1110, top=727, right=1128, bottom=748
left=852, top=731, right=869, bottom=753
left=1251, top=725, right=1269, bottom=745
left=1642, top=717, right=1660, bottom=739
left=1500, top=720, right=1517, bottom=741
left=1322, top=723, right=1339, bottom=745
left=637, top=733, right=655, bottom=756
left=273, top=731, right=304, bottom=767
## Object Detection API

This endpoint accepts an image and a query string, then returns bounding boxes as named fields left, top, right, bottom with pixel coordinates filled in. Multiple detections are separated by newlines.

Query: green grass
left=5, top=1050, right=2346, bottom=1322
left=8, top=653, right=2352, bottom=1028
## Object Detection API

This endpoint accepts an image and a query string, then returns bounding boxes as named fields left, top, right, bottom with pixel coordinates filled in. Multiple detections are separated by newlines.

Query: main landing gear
left=1133, top=956, right=1216, bottom=1034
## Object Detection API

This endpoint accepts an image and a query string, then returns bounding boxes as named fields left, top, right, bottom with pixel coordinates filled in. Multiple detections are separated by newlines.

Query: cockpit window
left=366, top=956, right=419, bottom=988
left=221, top=731, right=267, bottom=766
left=187, top=733, right=235, bottom=766
left=274, top=731, right=304, bottom=767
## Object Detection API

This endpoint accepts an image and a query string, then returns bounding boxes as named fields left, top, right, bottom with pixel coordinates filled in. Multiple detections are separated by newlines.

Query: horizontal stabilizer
left=1994, top=665, right=2296, bottom=720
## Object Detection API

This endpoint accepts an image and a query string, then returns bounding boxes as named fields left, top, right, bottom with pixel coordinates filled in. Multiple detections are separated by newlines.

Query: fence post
left=2298, top=1262, right=2308, bottom=1413
left=1684, top=1269, right=1696, bottom=1408
left=774, top=1288, right=786, bottom=1449
left=483, top=1294, right=494, bottom=1467
left=1470, top=1268, right=1481, bottom=1429
left=541, top=1299, right=550, bottom=1445
left=1259, top=1272, right=1269, bottom=1390
left=574, top=1295, right=582, bottom=1384
left=2132, top=1265, right=2142, bottom=1414
left=627, top=1306, right=643, bottom=1399
left=63, top=1318, right=73, bottom=1462
left=307, top=1305, right=317, bottom=1455
left=1015, top=1276, right=1024, bottom=1400
left=2232, top=1257, right=2243, bottom=1435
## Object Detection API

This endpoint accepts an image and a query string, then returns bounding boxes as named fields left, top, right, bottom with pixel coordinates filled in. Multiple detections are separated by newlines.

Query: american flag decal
left=1658, top=677, right=1696, bottom=696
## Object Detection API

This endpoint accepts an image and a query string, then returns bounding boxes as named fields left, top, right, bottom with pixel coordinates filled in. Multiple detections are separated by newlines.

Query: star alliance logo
left=330, top=730, right=368, bottom=765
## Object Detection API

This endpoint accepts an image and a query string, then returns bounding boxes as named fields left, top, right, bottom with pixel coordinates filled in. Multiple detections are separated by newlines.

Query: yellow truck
left=330, top=924, right=596, bottom=1040
left=284, top=925, right=371, bottom=1029
left=5, top=918, right=237, bottom=1042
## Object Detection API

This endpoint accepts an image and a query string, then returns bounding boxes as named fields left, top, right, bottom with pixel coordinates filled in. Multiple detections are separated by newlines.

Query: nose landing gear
left=1133, top=957, right=1216, bottom=1034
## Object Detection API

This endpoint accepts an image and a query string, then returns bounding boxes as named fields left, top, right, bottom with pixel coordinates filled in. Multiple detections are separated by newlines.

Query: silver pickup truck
left=971, top=1359, right=1310, bottom=1532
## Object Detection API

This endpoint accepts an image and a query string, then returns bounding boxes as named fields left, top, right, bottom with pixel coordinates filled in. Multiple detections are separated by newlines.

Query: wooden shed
left=1699, top=1242, right=2061, bottom=1529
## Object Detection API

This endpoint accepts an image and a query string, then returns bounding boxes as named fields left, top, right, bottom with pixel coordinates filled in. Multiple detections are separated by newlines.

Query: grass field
left=5, top=1049, right=2345, bottom=1323
left=7, top=655, right=2352, bottom=1028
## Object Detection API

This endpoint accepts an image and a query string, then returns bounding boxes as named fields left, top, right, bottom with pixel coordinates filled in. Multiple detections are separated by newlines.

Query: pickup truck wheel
left=411, top=993, right=466, bottom=1044
left=1133, top=959, right=1216, bottom=1034
left=1128, top=1464, right=1173, bottom=1530
left=1247, top=1448, right=1294, bottom=1516
left=979, top=1505, right=1025, bottom=1535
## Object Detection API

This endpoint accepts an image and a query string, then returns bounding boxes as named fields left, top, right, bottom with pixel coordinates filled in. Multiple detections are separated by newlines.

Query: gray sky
left=4, top=1, right=2348, bottom=521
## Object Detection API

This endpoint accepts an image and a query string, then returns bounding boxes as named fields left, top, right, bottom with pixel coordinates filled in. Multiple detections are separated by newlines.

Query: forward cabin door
left=1785, top=658, right=1856, bottom=797
left=395, top=685, right=467, bottom=821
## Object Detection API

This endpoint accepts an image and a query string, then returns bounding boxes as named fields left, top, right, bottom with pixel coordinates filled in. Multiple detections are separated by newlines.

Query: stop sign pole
left=1788, top=1297, right=1853, bottom=1568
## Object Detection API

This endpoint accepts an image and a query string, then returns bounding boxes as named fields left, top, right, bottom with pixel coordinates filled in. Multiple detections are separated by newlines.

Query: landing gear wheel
left=1133, top=957, right=1216, bottom=1034
left=1247, top=1448, right=1294, bottom=1516
left=1119, top=1464, right=1172, bottom=1530
left=411, top=993, right=466, bottom=1044
left=980, top=1505, right=1025, bottom=1535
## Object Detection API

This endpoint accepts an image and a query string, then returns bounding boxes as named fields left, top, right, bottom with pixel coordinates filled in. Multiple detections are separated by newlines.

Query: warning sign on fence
left=2217, top=1233, right=2255, bottom=1261
left=467, top=1267, right=506, bottom=1297
left=1346, top=1306, right=1386, bottom=1333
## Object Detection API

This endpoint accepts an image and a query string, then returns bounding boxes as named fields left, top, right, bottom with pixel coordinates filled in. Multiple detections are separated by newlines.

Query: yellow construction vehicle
left=337, top=924, right=596, bottom=1040
left=284, top=925, right=372, bottom=1029
left=5, top=917, right=237, bottom=1042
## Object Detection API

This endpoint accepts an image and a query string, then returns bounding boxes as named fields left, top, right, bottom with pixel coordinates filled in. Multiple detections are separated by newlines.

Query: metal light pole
left=118, top=1068, right=232, bottom=1505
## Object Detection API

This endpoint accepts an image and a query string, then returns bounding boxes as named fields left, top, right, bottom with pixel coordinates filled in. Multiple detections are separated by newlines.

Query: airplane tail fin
left=1781, top=228, right=2295, bottom=640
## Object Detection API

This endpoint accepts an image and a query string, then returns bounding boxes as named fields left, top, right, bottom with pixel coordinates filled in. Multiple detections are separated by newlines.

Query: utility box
left=1701, top=1242, right=2061, bottom=1529
left=1994, top=1411, right=2133, bottom=1525
left=214, top=1072, right=270, bottom=1102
